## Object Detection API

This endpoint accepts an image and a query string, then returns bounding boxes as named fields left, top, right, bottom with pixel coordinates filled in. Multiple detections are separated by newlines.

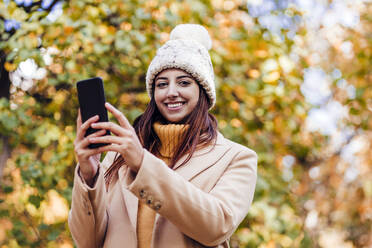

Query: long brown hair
left=104, top=83, right=218, bottom=185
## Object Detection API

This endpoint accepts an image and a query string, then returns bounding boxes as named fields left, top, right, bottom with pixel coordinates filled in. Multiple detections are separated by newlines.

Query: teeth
left=167, top=103, right=183, bottom=108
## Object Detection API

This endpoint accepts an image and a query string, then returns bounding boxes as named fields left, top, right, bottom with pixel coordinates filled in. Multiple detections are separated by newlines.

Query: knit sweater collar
left=153, top=122, right=189, bottom=158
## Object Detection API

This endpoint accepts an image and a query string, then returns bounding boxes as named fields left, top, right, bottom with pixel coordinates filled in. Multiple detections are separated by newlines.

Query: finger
left=78, top=115, right=99, bottom=139
left=77, top=109, right=82, bottom=128
left=105, top=102, right=132, bottom=129
left=91, top=122, right=128, bottom=136
left=76, top=129, right=107, bottom=151
left=78, top=129, right=107, bottom=149
left=94, top=143, right=122, bottom=154
left=89, top=135, right=124, bottom=145
left=90, top=128, right=107, bottom=137
left=82, top=146, right=104, bottom=158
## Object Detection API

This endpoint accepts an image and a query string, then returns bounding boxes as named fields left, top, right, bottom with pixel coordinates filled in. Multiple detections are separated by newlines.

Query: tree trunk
left=0, top=136, right=11, bottom=181
left=0, top=51, right=11, bottom=180
left=0, top=51, right=11, bottom=99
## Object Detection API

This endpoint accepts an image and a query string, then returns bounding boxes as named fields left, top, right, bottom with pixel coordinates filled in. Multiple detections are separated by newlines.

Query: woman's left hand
left=89, top=102, right=144, bottom=172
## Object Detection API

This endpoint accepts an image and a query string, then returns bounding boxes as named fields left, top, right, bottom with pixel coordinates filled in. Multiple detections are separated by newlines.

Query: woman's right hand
left=74, top=110, right=105, bottom=186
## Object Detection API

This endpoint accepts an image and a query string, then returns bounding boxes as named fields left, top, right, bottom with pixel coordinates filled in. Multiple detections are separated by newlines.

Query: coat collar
left=118, top=131, right=229, bottom=184
left=173, top=132, right=231, bottom=180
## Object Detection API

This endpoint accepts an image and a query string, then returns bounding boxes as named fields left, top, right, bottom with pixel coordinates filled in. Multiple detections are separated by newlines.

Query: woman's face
left=154, top=68, right=200, bottom=123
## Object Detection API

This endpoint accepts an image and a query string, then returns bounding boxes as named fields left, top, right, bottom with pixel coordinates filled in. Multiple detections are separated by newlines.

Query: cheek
left=154, top=91, right=163, bottom=107
left=192, top=95, right=199, bottom=107
left=192, top=87, right=200, bottom=103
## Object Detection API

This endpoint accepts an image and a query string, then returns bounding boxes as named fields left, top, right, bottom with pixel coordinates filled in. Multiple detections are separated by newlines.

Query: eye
left=178, top=80, right=191, bottom=86
left=156, top=82, right=168, bottom=88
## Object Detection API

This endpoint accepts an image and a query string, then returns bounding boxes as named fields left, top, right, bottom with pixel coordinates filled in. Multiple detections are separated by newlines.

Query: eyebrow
left=155, top=75, right=193, bottom=82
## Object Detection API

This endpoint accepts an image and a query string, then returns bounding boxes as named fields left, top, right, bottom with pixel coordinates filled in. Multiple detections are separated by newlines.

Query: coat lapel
left=174, top=132, right=231, bottom=181
left=115, top=132, right=230, bottom=234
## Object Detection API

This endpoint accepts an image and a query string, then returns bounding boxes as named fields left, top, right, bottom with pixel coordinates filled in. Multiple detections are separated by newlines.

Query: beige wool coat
left=68, top=132, right=257, bottom=248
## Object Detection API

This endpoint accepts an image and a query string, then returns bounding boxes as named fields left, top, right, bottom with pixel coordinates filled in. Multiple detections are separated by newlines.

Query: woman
left=69, top=24, right=257, bottom=248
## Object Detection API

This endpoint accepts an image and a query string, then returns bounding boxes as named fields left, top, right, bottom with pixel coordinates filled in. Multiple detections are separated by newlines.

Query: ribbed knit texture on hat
left=146, top=24, right=216, bottom=109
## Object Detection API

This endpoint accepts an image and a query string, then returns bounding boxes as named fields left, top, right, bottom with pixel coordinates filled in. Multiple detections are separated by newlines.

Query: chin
left=165, top=118, right=184, bottom=124
left=159, top=107, right=193, bottom=124
left=167, top=114, right=192, bottom=124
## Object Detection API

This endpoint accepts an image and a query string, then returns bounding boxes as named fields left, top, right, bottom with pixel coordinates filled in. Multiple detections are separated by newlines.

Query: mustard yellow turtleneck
left=137, top=122, right=188, bottom=248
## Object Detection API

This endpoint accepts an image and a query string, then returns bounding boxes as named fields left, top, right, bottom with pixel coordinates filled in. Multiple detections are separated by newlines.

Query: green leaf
left=0, top=209, right=9, bottom=217
left=28, top=195, right=43, bottom=208
left=47, top=229, right=60, bottom=241
left=0, top=113, right=18, bottom=130
left=2, top=185, right=14, bottom=193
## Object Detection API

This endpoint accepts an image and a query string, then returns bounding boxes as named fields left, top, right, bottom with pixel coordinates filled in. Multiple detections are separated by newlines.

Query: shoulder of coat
left=220, top=134, right=257, bottom=158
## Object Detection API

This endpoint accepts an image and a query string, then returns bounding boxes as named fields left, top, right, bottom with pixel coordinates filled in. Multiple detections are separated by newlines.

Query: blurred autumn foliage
left=0, top=0, right=371, bottom=247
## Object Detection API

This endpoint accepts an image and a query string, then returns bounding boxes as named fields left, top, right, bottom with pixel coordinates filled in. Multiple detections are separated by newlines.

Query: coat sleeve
left=127, top=146, right=257, bottom=246
left=68, top=152, right=116, bottom=248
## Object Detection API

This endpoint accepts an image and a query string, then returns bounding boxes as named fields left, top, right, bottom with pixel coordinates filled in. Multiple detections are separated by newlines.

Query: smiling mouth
left=166, top=102, right=185, bottom=109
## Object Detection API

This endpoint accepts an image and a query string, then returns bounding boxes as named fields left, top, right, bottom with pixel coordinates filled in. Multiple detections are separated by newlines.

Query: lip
left=164, top=102, right=186, bottom=111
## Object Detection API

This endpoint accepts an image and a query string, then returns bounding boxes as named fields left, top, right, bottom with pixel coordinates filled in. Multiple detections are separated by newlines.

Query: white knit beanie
left=146, top=24, right=216, bottom=109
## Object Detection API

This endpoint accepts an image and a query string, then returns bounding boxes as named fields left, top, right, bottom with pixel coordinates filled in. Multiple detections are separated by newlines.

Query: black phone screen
left=77, top=77, right=110, bottom=148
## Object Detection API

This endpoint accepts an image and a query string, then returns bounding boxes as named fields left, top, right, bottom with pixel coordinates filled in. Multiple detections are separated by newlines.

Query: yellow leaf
left=60, top=242, right=74, bottom=248
left=279, top=55, right=294, bottom=73
left=233, top=85, right=246, bottom=100
left=87, top=6, right=99, bottom=18
left=98, top=25, right=108, bottom=37
left=248, top=69, right=260, bottom=79
left=254, top=50, right=268, bottom=58
left=0, top=219, right=13, bottom=243
left=120, top=22, right=132, bottom=31
left=120, top=93, right=133, bottom=105
left=54, top=91, right=66, bottom=105
left=49, top=63, right=63, bottom=74
left=54, top=112, right=61, bottom=121
left=41, top=190, right=69, bottom=225
left=263, top=71, right=280, bottom=83
left=230, top=101, right=240, bottom=110
left=57, top=179, right=68, bottom=190
left=64, top=26, right=74, bottom=35
left=4, top=62, right=16, bottom=71
left=231, top=118, right=242, bottom=128
left=219, top=120, right=227, bottom=129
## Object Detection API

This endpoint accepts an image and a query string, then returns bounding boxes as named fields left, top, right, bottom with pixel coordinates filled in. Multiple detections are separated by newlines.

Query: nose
left=166, top=82, right=179, bottom=98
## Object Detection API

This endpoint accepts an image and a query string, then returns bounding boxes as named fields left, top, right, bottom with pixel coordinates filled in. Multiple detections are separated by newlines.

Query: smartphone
left=77, top=77, right=110, bottom=148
